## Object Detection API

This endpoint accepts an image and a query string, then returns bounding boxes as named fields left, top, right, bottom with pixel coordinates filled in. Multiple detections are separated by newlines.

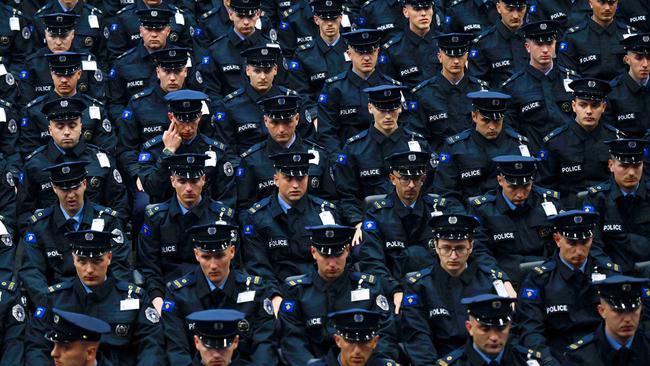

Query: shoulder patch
left=411, top=78, right=432, bottom=94
left=0, top=280, right=16, bottom=292
left=209, top=201, right=234, bottom=218
left=131, top=87, right=153, bottom=100
left=325, top=72, right=345, bottom=83
left=531, top=260, right=556, bottom=275
left=142, top=135, right=163, bottom=150
left=350, top=272, right=376, bottom=284
left=25, top=145, right=47, bottom=161
left=532, top=186, right=560, bottom=199
left=240, top=142, right=265, bottom=159
left=501, top=70, right=524, bottom=88
left=235, top=271, right=263, bottom=285
left=200, top=135, right=226, bottom=151
left=297, top=42, right=315, bottom=52
left=503, top=127, right=528, bottom=142
left=116, top=48, right=135, bottom=60
left=26, top=94, right=47, bottom=109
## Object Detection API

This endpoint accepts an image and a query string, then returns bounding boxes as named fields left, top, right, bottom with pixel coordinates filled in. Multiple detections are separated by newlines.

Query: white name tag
left=541, top=201, right=558, bottom=216
left=9, top=17, right=20, bottom=31
left=205, top=150, right=217, bottom=167
left=97, top=152, right=111, bottom=168
left=591, top=273, right=606, bottom=282
left=319, top=210, right=336, bottom=225
left=201, top=100, right=209, bottom=115
left=0, top=108, right=6, bottom=122
left=341, top=14, right=351, bottom=27
left=0, top=220, right=8, bottom=235
left=308, top=149, right=319, bottom=165
left=89, top=105, right=101, bottom=119
left=344, top=52, right=351, bottom=62
left=0, top=64, right=7, bottom=76
left=175, top=12, right=185, bottom=25
left=351, top=288, right=370, bottom=302
left=431, top=210, right=442, bottom=217
left=91, top=218, right=105, bottom=231
left=120, top=298, right=140, bottom=311
left=186, top=57, right=193, bottom=68
left=408, top=140, right=421, bottom=152
left=255, top=18, right=262, bottom=30
left=237, top=290, right=256, bottom=303
left=563, top=78, right=574, bottom=92
left=82, top=60, right=98, bottom=71
left=493, top=280, right=509, bottom=298
left=518, top=144, right=531, bottom=157
left=88, top=14, right=99, bottom=29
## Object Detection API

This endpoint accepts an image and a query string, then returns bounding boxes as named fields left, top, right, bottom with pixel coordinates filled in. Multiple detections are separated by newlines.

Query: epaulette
left=285, top=274, right=311, bottom=286
left=296, top=41, right=315, bottom=52
left=411, top=78, right=432, bottom=94
left=48, top=280, right=73, bottom=293
left=247, top=196, right=271, bottom=215
left=0, top=99, right=11, bottom=108
left=206, top=34, right=228, bottom=48
left=514, top=345, right=542, bottom=360
left=116, top=4, right=134, bottom=15
left=81, top=94, right=105, bottom=106
left=282, top=2, right=301, bottom=18
left=543, top=124, right=569, bottom=143
left=423, top=194, right=447, bottom=207
left=446, top=129, right=471, bottom=145
left=1, top=3, right=23, bottom=16
left=565, top=21, right=585, bottom=34
left=532, top=260, right=556, bottom=275
left=200, top=135, right=227, bottom=151
left=145, top=202, right=169, bottom=217
left=566, top=333, right=594, bottom=351
left=346, top=129, right=368, bottom=144
left=361, top=0, right=376, bottom=8
left=404, top=128, right=425, bottom=139
left=34, top=3, right=51, bottom=15
left=240, top=141, right=265, bottom=159
left=437, top=347, right=464, bottom=366
left=469, top=193, right=496, bottom=207
left=325, top=72, right=346, bottom=83
left=382, top=34, right=402, bottom=50
left=131, top=87, right=153, bottom=101
left=30, top=206, right=53, bottom=223
left=26, top=145, right=47, bottom=161
left=405, top=268, right=432, bottom=284
left=500, top=70, right=524, bottom=88
left=26, top=94, right=47, bottom=109
left=474, top=26, right=495, bottom=42
left=223, top=88, right=244, bottom=102
left=620, top=22, right=636, bottom=33
left=85, top=4, right=103, bottom=14
left=235, top=272, right=263, bottom=285
left=370, top=196, right=393, bottom=210
left=382, top=74, right=402, bottom=86
left=277, top=86, right=299, bottom=96
left=599, top=261, right=621, bottom=273
left=479, top=265, right=505, bottom=279
left=532, top=186, right=560, bottom=199
left=169, top=273, right=196, bottom=290
left=209, top=201, right=235, bottom=218
left=304, top=138, right=326, bottom=151
left=124, top=282, right=144, bottom=295
left=503, top=127, right=528, bottom=142
left=200, top=8, right=216, bottom=19
left=468, top=75, right=489, bottom=88
left=142, top=135, right=163, bottom=150
left=309, top=196, right=336, bottom=209
left=557, top=65, right=579, bottom=77
left=350, top=272, right=376, bottom=284
left=603, top=123, right=620, bottom=135
left=449, top=0, right=465, bottom=6
left=0, top=280, right=16, bottom=292
left=91, top=203, right=119, bottom=217
left=116, top=47, right=136, bottom=60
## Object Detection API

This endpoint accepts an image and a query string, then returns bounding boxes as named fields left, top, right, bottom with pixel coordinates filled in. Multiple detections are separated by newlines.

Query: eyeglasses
left=393, top=174, right=425, bottom=186
left=437, top=245, right=470, bottom=256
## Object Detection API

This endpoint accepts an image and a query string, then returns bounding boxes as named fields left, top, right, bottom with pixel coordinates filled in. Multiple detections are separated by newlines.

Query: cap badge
left=451, top=36, right=459, bottom=42
left=383, top=90, right=392, bottom=97
left=54, top=314, right=60, bottom=324
left=278, top=98, right=285, bottom=105
left=151, top=10, right=158, bottom=16
left=362, top=32, right=369, bottom=39
left=514, top=162, right=523, bottom=170
left=644, top=36, right=649, bottom=43
left=169, top=50, right=176, bottom=57
left=540, top=23, right=547, bottom=30
left=261, top=48, right=268, bottom=56
left=292, top=154, right=301, bottom=162
left=85, top=233, right=94, bottom=241
left=574, top=216, right=583, bottom=224
left=629, top=141, right=637, bottom=148
left=408, top=154, right=416, bottom=162
left=62, top=166, right=70, bottom=174
left=182, top=101, right=190, bottom=108
left=187, top=156, right=195, bottom=163
left=448, top=216, right=458, bottom=224
left=213, top=322, right=224, bottom=330
left=60, top=100, right=68, bottom=108
left=492, top=99, right=500, bottom=106
left=353, top=313, right=364, bottom=322
left=325, top=230, right=334, bottom=238
left=622, top=284, right=632, bottom=292
left=56, top=16, right=63, bottom=23
left=59, top=55, right=66, bottom=62
left=326, top=0, right=332, bottom=5
left=208, top=227, right=217, bottom=235
left=492, top=301, right=502, bottom=309
left=587, top=80, right=596, bottom=88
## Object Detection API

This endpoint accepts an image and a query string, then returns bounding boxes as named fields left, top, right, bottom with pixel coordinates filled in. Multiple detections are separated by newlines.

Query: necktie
left=65, top=218, right=77, bottom=232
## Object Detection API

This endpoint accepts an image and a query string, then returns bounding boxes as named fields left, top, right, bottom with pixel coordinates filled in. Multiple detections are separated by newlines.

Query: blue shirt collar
left=204, top=273, right=226, bottom=292
left=501, top=191, right=519, bottom=210
left=605, top=329, right=634, bottom=350
left=60, top=204, right=84, bottom=231
left=401, top=199, right=416, bottom=209
left=560, top=255, right=587, bottom=273
left=277, top=194, right=292, bottom=214
left=80, top=277, right=106, bottom=293
left=621, top=184, right=639, bottom=197
left=178, top=197, right=200, bottom=215
left=473, top=343, right=504, bottom=364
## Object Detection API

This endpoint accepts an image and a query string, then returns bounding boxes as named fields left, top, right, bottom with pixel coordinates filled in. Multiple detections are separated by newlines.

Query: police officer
left=46, top=309, right=111, bottom=366
left=359, top=148, right=464, bottom=298
left=0, top=2, right=32, bottom=75
left=19, top=160, right=130, bottom=306
left=469, top=155, right=562, bottom=283
left=116, top=47, right=192, bottom=203
left=107, top=8, right=173, bottom=122
left=334, top=85, right=431, bottom=241
left=359, top=0, right=417, bottom=43
left=443, top=0, right=498, bottom=35
left=502, top=20, right=578, bottom=153
left=400, top=214, right=514, bottom=365
left=107, top=1, right=194, bottom=61
left=583, top=139, right=650, bottom=274
left=0, top=156, right=16, bottom=283
left=214, top=44, right=314, bottom=157
left=468, top=0, right=528, bottom=87
left=162, top=223, right=277, bottom=365
left=605, top=33, right=650, bottom=135
left=526, top=0, right=592, bottom=31
left=437, top=294, right=543, bottom=366
left=403, top=33, right=487, bottom=149
left=278, top=225, right=399, bottom=364
left=20, top=51, right=114, bottom=157
left=0, top=279, right=26, bottom=365
left=185, top=309, right=246, bottom=366
left=276, top=0, right=322, bottom=57
left=0, top=98, right=19, bottom=175
left=317, top=28, right=401, bottom=154
left=433, top=91, right=531, bottom=203
left=558, top=0, right=633, bottom=81
left=517, top=210, right=621, bottom=365
left=538, top=78, right=621, bottom=207
left=286, top=0, right=350, bottom=103
left=19, top=13, right=105, bottom=106
left=32, top=0, right=106, bottom=61
left=18, top=98, right=129, bottom=226
left=138, top=89, right=235, bottom=206
left=192, top=0, right=234, bottom=50
left=617, top=0, right=650, bottom=32
left=309, top=308, right=400, bottom=366
left=380, top=0, right=442, bottom=88
left=564, top=275, right=650, bottom=365
left=240, top=151, right=342, bottom=304
left=25, top=230, right=166, bottom=365
left=237, top=94, right=335, bottom=210
left=194, top=0, right=270, bottom=98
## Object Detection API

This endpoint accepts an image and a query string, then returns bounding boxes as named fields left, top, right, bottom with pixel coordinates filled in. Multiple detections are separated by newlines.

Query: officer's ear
left=607, top=158, right=616, bottom=173
left=139, top=25, right=145, bottom=38
left=436, top=50, right=443, bottom=63
left=402, top=5, right=409, bottom=18
left=227, top=8, right=236, bottom=21
left=367, top=102, right=374, bottom=114
left=465, top=319, right=474, bottom=335
left=68, top=29, right=75, bottom=40
left=310, top=246, right=318, bottom=260
left=162, top=25, right=171, bottom=38
left=571, top=99, right=577, bottom=114
left=84, top=342, right=99, bottom=362
left=388, top=172, right=398, bottom=187
left=552, top=232, right=562, bottom=247
left=596, top=302, right=607, bottom=319
left=333, top=334, right=345, bottom=348
left=273, top=172, right=280, bottom=187
left=524, top=41, right=531, bottom=54
left=105, top=251, right=113, bottom=266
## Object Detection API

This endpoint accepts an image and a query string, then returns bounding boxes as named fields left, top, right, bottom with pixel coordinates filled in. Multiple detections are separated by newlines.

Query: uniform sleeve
left=557, top=36, right=579, bottom=73
left=467, top=206, right=504, bottom=271
left=516, top=274, right=556, bottom=363
left=0, top=289, right=26, bottom=366
left=432, top=147, right=464, bottom=203
left=0, top=105, right=21, bottom=174
left=209, top=147, right=237, bottom=208
left=134, top=292, right=166, bottom=366
left=316, top=83, right=344, bottom=154
left=90, top=105, right=117, bottom=154
left=468, top=43, right=491, bottom=82
left=107, top=65, right=130, bottom=122
left=333, top=145, right=364, bottom=225
left=106, top=16, right=130, bottom=62
left=116, top=99, right=142, bottom=180
left=16, top=67, right=36, bottom=107
left=286, top=57, right=313, bottom=99
left=371, top=288, right=401, bottom=361
left=16, top=164, right=40, bottom=227
left=402, top=93, right=433, bottom=147
left=107, top=217, right=131, bottom=282
left=249, top=287, right=280, bottom=364
left=278, top=292, right=314, bottom=365
left=194, top=53, right=224, bottom=98
left=277, top=16, right=298, bottom=57
left=537, top=142, right=559, bottom=191
left=18, top=229, right=50, bottom=306
left=139, top=148, right=171, bottom=201
left=210, top=100, right=236, bottom=153
left=137, top=214, right=166, bottom=300
left=400, top=283, right=440, bottom=365
left=358, top=210, right=400, bottom=295
left=18, top=107, right=43, bottom=158
left=101, top=157, right=130, bottom=221
left=240, top=212, right=281, bottom=295
left=236, top=156, right=259, bottom=210
left=24, top=300, right=54, bottom=364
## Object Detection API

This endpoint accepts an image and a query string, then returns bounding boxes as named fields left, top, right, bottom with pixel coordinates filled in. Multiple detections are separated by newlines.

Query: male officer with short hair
left=186, top=309, right=247, bottom=366
left=46, top=309, right=111, bottom=366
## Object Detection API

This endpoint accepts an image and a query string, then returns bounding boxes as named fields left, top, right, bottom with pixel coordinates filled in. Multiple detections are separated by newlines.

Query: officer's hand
left=162, top=122, right=182, bottom=153
left=152, top=296, right=163, bottom=315
left=504, top=281, right=517, bottom=309
left=135, top=177, right=145, bottom=192
left=393, top=292, right=403, bottom=314
left=272, top=295, right=283, bottom=318
left=312, top=117, right=318, bottom=130
left=352, top=222, right=363, bottom=246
